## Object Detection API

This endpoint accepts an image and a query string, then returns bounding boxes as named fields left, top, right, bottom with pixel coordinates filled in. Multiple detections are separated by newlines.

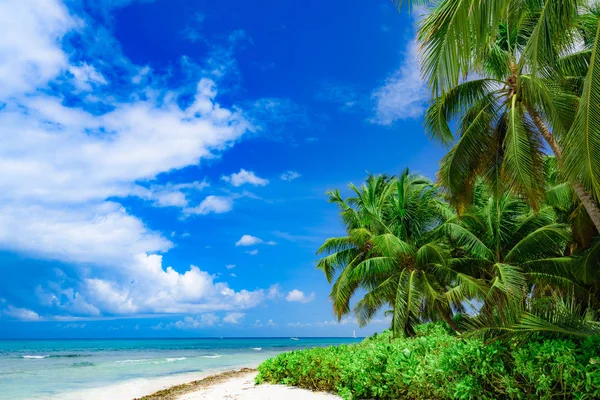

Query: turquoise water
left=0, top=337, right=360, bottom=399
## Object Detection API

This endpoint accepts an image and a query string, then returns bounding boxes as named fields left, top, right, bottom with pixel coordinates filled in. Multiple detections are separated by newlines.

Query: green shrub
left=255, top=323, right=600, bottom=399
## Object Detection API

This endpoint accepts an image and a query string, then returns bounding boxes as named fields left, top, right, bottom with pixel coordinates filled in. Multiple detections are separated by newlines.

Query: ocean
left=0, top=337, right=361, bottom=399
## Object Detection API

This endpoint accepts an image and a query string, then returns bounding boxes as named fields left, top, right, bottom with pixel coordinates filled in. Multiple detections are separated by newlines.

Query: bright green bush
left=255, top=323, right=600, bottom=400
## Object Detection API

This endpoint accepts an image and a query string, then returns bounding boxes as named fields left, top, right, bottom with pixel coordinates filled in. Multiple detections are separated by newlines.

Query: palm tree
left=446, top=180, right=600, bottom=338
left=418, top=0, right=600, bottom=231
left=317, top=171, right=462, bottom=337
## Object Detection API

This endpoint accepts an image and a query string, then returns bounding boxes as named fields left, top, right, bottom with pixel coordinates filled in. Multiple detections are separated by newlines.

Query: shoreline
left=134, top=368, right=256, bottom=399
left=138, top=368, right=341, bottom=400
left=50, top=365, right=259, bottom=400
left=50, top=365, right=341, bottom=400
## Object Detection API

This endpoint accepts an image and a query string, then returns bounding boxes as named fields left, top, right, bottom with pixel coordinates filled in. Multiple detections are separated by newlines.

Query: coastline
left=139, top=368, right=341, bottom=400
left=52, top=367, right=341, bottom=400
left=135, top=368, right=256, bottom=399
left=50, top=365, right=259, bottom=400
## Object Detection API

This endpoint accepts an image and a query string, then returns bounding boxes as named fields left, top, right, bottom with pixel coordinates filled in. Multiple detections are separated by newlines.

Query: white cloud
left=245, top=249, right=259, bottom=256
left=229, top=273, right=236, bottom=277
left=285, top=289, right=315, bottom=303
left=158, top=314, right=220, bottom=330
left=223, top=312, right=245, bottom=324
left=371, top=40, right=428, bottom=125
left=0, top=0, right=76, bottom=98
left=2, top=306, right=41, bottom=321
left=185, top=195, right=234, bottom=215
left=235, top=235, right=276, bottom=247
left=235, top=235, right=263, bottom=246
left=225, top=264, right=236, bottom=270
left=280, top=171, right=301, bottom=181
left=222, top=169, right=269, bottom=187
left=68, top=62, right=108, bottom=91
left=287, top=322, right=312, bottom=327
left=255, top=319, right=276, bottom=327
left=34, top=254, right=268, bottom=318
left=137, top=180, right=209, bottom=208
left=267, top=284, right=282, bottom=300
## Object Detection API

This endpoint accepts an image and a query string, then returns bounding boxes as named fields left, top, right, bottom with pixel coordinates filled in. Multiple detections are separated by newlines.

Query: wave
left=22, top=354, right=87, bottom=360
left=200, top=355, right=221, bottom=359
left=116, top=359, right=148, bottom=364
left=251, top=348, right=262, bottom=351
left=166, top=357, right=186, bottom=363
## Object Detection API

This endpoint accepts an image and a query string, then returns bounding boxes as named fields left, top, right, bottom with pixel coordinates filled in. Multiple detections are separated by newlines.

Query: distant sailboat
left=353, top=330, right=356, bottom=339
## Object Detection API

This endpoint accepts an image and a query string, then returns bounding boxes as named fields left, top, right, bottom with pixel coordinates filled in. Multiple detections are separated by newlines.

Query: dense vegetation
left=256, top=323, right=600, bottom=400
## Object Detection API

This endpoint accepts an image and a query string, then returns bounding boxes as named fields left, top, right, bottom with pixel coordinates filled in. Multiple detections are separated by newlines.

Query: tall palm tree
left=316, top=171, right=461, bottom=337
left=418, top=0, right=600, bottom=231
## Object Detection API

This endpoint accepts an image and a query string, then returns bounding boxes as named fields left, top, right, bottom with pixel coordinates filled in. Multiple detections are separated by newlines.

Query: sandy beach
left=139, top=369, right=341, bottom=400
left=50, top=368, right=340, bottom=400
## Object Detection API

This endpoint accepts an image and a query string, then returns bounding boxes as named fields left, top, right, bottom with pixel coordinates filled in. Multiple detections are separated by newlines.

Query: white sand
left=49, top=369, right=235, bottom=400
left=49, top=370, right=340, bottom=400
left=178, top=372, right=341, bottom=400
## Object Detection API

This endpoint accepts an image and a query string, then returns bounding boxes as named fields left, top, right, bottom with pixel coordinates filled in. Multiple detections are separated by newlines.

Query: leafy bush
left=255, top=323, right=600, bottom=399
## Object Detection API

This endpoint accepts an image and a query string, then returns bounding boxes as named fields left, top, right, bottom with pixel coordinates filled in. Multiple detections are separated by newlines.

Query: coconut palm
left=446, top=180, right=600, bottom=338
left=316, top=170, right=462, bottom=337
left=419, top=0, right=600, bottom=231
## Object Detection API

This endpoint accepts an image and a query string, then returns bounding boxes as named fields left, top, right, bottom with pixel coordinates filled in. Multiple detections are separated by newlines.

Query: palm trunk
left=439, top=308, right=462, bottom=333
left=526, top=105, right=600, bottom=233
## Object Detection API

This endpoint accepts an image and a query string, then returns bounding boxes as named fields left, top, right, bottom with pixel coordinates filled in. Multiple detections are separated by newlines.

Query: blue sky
left=0, top=0, right=445, bottom=338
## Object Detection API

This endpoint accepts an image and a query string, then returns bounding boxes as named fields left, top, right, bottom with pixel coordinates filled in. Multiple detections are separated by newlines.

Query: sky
left=0, top=0, right=446, bottom=338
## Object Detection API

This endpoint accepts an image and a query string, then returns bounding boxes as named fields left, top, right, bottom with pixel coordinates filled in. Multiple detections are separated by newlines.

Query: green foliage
left=256, top=323, right=600, bottom=400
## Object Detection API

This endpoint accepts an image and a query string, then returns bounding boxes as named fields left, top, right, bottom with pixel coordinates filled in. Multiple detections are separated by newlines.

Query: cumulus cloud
left=2, top=306, right=41, bottom=321
left=235, top=235, right=276, bottom=247
left=34, top=254, right=267, bottom=318
left=371, top=40, right=428, bottom=124
left=185, top=195, right=234, bottom=215
left=280, top=171, right=301, bottom=181
left=285, top=289, right=315, bottom=303
left=235, top=235, right=263, bottom=246
left=245, top=249, right=259, bottom=256
left=223, top=312, right=245, bottom=324
left=222, top=169, right=269, bottom=187
left=225, top=264, right=236, bottom=270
